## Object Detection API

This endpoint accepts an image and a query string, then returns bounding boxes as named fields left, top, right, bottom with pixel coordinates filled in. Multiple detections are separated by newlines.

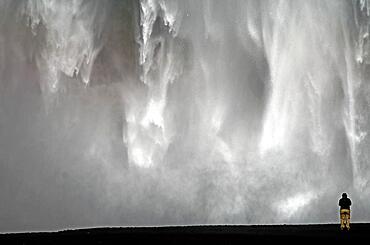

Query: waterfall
left=1, top=0, right=370, bottom=231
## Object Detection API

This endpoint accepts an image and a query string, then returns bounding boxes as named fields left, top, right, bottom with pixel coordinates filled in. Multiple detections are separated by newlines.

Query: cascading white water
left=22, top=0, right=107, bottom=93
left=123, top=0, right=182, bottom=168
left=1, top=0, right=370, bottom=231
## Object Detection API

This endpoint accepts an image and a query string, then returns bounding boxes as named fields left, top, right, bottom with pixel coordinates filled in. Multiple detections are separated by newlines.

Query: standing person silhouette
left=339, top=193, right=352, bottom=230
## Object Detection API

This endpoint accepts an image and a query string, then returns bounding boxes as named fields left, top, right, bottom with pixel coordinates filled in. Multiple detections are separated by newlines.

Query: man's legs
left=340, top=209, right=350, bottom=230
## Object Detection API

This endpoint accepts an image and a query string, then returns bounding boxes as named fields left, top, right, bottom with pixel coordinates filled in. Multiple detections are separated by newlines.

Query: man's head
left=342, top=193, right=347, bottom=198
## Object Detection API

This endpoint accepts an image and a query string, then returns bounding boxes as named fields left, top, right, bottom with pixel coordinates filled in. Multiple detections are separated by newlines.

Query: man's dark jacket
left=339, top=197, right=352, bottom=210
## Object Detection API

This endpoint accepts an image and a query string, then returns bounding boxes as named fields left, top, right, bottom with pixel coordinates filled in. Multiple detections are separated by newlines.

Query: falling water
left=1, top=0, right=370, bottom=231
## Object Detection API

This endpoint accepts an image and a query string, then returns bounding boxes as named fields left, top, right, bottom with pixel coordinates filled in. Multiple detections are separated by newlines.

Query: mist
left=1, top=0, right=370, bottom=232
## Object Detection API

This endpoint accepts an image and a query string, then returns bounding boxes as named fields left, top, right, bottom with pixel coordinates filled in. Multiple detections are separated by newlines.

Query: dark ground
left=1, top=223, right=369, bottom=244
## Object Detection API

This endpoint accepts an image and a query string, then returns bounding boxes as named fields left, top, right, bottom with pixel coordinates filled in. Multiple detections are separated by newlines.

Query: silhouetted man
left=339, top=193, right=351, bottom=230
